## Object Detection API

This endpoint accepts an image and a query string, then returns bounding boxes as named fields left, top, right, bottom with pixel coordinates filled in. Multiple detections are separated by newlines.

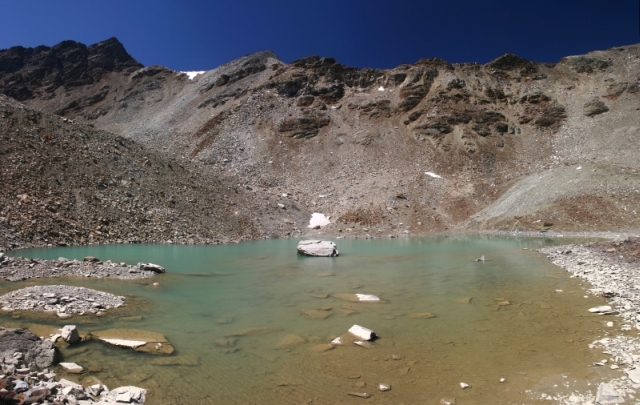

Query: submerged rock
left=93, top=328, right=174, bottom=355
left=297, top=240, right=339, bottom=257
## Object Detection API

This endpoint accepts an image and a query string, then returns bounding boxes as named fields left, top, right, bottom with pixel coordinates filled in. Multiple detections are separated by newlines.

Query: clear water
left=2, top=236, right=614, bottom=404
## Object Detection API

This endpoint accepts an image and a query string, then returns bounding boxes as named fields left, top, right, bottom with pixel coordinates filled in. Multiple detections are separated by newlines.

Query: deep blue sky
left=1, top=0, right=638, bottom=70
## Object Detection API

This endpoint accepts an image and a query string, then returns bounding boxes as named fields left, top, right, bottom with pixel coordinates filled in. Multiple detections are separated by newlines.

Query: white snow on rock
left=308, top=213, right=330, bottom=228
left=425, top=172, right=442, bottom=179
left=181, top=71, right=205, bottom=80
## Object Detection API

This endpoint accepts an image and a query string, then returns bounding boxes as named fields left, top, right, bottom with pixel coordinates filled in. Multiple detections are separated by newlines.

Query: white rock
left=378, top=383, right=391, bottom=391
left=355, top=294, right=380, bottom=302
left=348, top=324, right=376, bottom=341
left=499, top=378, right=506, bottom=383
left=626, top=368, right=640, bottom=383
left=59, top=362, right=83, bottom=373
left=595, top=383, right=624, bottom=404
left=110, top=386, right=146, bottom=403
left=50, top=334, right=62, bottom=343
left=60, top=325, right=80, bottom=344
left=589, top=305, right=612, bottom=313
left=330, top=337, right=342, bottom=345
left=58, top=378, right=82, bottom=389
left=137, top=263, right=165, bottom=273
left=100, top=338, right=147, bottom=349
left=297, top=240, right=338, bottom=257
left=460, top=382, right=471, bottom=389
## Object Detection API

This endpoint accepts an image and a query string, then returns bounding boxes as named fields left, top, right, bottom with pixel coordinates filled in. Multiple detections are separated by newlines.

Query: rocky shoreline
left=1, top=326, right=146, bottom=404
left=538, top=236, right=640, bottom=404
left=0, top=254, right=163, bottom=282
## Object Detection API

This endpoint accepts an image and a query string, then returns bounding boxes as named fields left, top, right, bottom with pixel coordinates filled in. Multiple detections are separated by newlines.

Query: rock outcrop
left=0, top=326, right=55, bottom=369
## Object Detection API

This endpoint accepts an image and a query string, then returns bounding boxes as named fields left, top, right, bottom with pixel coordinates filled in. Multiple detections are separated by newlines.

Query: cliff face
left=1, top=38, right=639, bottom=248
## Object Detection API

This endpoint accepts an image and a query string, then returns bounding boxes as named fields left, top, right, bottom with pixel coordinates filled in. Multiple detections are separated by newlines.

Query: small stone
left=59, top=362, right=83, bottom=373
left=60, top=325, right=80, bottom=344
left=460, top=382, right=470, bottom=389
left=378, top=383, right=391, bottom=392
left=499, top=378, right=506, bottom=383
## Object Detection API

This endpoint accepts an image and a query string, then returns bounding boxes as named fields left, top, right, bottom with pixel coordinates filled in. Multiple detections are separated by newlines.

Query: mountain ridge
left=1, top=38, right=639, bottom=250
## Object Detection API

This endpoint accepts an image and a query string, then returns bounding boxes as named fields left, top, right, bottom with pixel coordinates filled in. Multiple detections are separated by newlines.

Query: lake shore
left=536, top=236, right=640, bottom=403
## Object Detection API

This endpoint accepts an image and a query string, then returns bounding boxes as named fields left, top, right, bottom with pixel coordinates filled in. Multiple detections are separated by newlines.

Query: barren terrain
left=1, top=38, right=640, bottom=249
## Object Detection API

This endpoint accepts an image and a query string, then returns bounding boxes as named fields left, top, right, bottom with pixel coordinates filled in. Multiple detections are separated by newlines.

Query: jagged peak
left=485, top=53, right=537, bottom=72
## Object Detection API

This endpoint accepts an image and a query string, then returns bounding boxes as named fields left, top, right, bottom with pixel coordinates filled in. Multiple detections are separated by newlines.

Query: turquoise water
left=2, top=236, right=612, bottom=404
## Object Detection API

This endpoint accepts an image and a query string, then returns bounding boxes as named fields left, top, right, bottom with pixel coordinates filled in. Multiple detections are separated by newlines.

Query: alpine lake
left=2, top=235, right=620, bottom=404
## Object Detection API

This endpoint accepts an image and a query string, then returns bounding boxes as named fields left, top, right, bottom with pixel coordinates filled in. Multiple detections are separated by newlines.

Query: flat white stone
left=356, top=294, right=380, bottom=302
left=595, top=383, right=624, bottom=404
left=100, top=338, right=147, bottom=348
left=58, top=378, right=82, bottom=389
left=460, top=382, right=471, bottom=389
left=59, top=362, right=83, bottom=373
left=348, top=324, right=376, bottom=341
left=589, top=305, right=612, bottom=313
left=626, top=368, right=640, bottom=383
left=330, top=337, right=342, bottom=345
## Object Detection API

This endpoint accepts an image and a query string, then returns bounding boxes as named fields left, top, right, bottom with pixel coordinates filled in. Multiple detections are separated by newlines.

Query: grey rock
left=60, top=325, right=80, bottom=344
left=584, top=99, right=609, bottom=117
left=0, top=326, right=55, bottom=368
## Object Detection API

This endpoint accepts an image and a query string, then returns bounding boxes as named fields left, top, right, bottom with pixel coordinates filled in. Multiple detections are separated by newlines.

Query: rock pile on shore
left=0, top=255, right=161, bottom=281
left=0, top=285, right=125, bottom=316
left=0, top=327, right=148, bottom=404
left=539, top=239, right=640, bottom=327
left=539, top=237, right=640, bottom=403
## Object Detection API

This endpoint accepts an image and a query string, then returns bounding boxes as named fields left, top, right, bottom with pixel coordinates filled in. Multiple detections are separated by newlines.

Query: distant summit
left=0, top=37, right=142, bottom=100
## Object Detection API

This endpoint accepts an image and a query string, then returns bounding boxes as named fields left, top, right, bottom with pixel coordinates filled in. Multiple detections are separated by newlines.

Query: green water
left=2, top=236, right=613, bottom=404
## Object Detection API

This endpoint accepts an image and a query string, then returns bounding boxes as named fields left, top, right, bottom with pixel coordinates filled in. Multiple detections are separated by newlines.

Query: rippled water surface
left=3, top=236, right=614, bottom=404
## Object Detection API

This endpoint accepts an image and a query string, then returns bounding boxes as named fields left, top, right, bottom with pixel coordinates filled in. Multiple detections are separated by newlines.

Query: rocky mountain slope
left=1, top=38, right=639, bottom=248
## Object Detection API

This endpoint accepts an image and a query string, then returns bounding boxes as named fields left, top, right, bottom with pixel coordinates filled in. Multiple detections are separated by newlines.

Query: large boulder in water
left=297, top=240, right=339, bottom=257
left=0, top=326, right=56, bottom=368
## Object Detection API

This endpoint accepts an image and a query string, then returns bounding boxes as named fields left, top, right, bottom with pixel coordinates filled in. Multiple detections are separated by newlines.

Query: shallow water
left=3, top=235, right=615, bottom=404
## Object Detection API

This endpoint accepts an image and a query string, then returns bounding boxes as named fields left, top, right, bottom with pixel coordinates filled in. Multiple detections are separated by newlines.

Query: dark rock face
left=0, top=37, right=142, bottom=101
left=276, top=110, right=330, bottom=138
left=560, top=55, right=612, bottom=73
left=0, top=327, right=56, bottom=369
left=485, top=53, right=538, bottom=75
left=584, top=99, right=610, bottom=116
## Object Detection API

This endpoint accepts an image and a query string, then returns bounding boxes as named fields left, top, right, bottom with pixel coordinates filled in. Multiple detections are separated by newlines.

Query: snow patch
left=308, top=213, right=330, bottom=228
left=182, top=71, right=205, bottom=80
left=425, top=172, right=442, bottom=179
